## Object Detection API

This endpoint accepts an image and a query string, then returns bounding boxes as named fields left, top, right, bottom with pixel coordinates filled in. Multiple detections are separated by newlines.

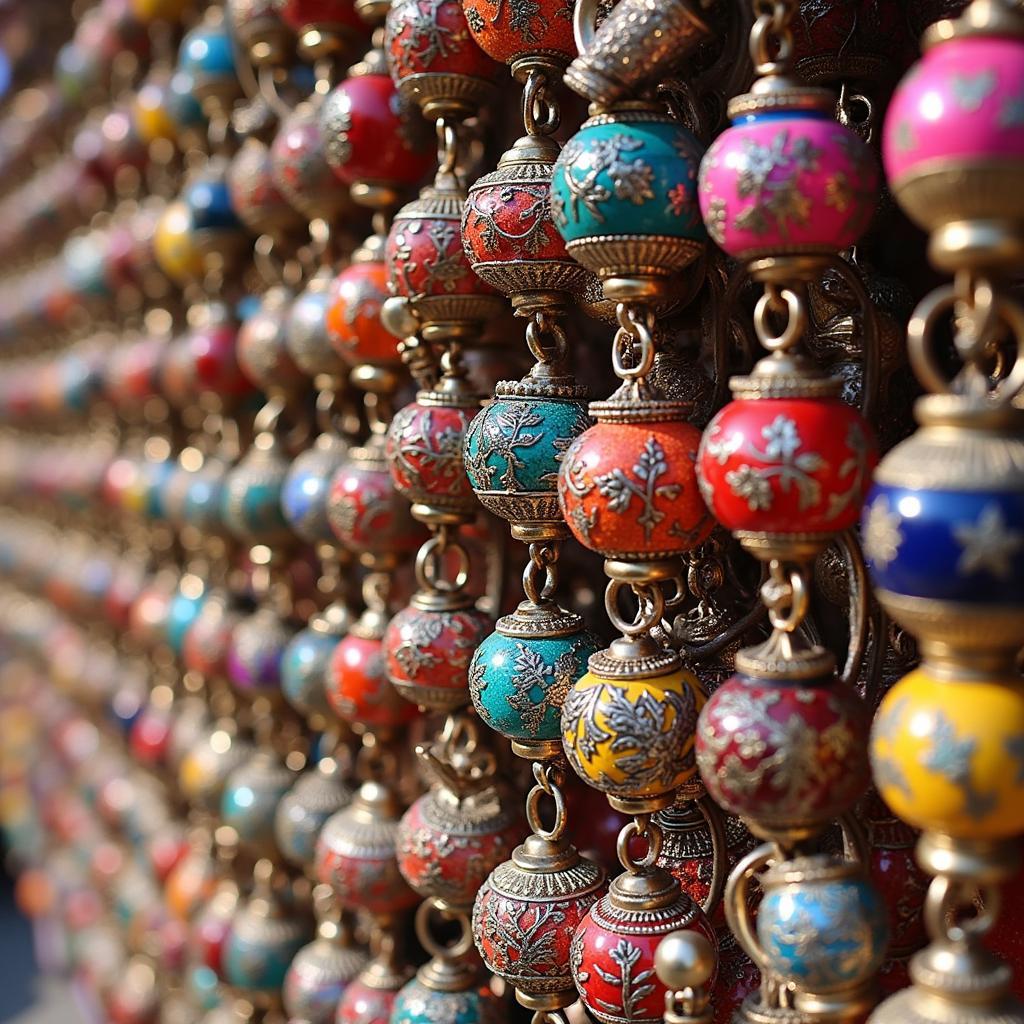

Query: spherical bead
left=283, top=932, right=368, bottom=1024
left=326, top=633, right=420, bottom=732
left=396, top=786, right=522, bottom=906
left=385, top=603, right=492, bottom=711
left=223, top=893, right=310, bottom=995
left=697, top=397, right=876, bottom=539
left=698, top=109, right=877, bottom=262
left=166, top=584, right=206, bottom=657
left=696, top=671, right=870, bottom=835
left=221, top=441, right=292, bottom=544
left=326, top=259, right=402, bottom=370
left=277, top=0, right=364, bottom=37
left=282, top=437, right=349, bottom=547
left=552, top=109, right=706, bottom=278
left=274, top=761, right=352, bottom=870
left=286, top=267, right=347, bottom=378
left=562, top=663, right=705, bottom=807
left=391, top=977, right=504, bottom=1024
left=756, top=856, right=888, bottom=991
left=559, top=416, right=713, bottom=559
left=237, top=285, right=305, bottom=396
left=228, top=136, right=307, bottom=239
left=461, top=0, right=575, bottom=65
left=153, top=201, right=205, bottom=284
left=227, top=606, right=295, bottom=699
left=469, top=619, right=602, bottom=744
left=338, top=977, right=404, bottom=1024
left=281, top=622, right=341, bottom=721
left=871, top=668, right=1024, bottom=840
left=220, top=750, right=296, bottom=859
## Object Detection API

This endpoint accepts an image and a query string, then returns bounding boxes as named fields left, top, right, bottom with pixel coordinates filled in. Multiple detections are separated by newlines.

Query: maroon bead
left=228, top=136, right=307, bottom=238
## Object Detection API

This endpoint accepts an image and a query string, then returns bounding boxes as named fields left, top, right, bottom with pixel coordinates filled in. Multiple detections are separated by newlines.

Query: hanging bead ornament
left=863, top=3, right=1024, bottom=1023
left=692, top=4, right=887, bottom=1022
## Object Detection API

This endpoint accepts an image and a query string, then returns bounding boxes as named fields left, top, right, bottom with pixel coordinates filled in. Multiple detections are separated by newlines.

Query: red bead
left=327, top=452, right=427, bottom=557
left=571, top=878, right=717, bottom=1024
left=188, top=312, right=253, bottom=401
left=320, top=74, right=433, bottom=188
left=183, top=597, right=239, bottom=678
left=385, top=400, right=478, bottom=511
left=228, top=137, right=306, bottom=238
left=396, top=788, right=522, bottom=906
left=696, top=673, right=871, bottom=833
left=130, top=702, right=172, bottom=767
left=277, top=0, right=364, bottom=35
left=237, top=287, right=306, bottom=395
left=326, top=260, right=402, bottom=370
left=697, top=397, right=876, bottom=538
left=385, top=603, right=492, bottom=710
left=326, top=634, right=420, bottom=731
left=461, top=0, right=576, bottom=65
left=337, top=978, right=402, bottom=1024
left=559, top=416, right=713, bottom=559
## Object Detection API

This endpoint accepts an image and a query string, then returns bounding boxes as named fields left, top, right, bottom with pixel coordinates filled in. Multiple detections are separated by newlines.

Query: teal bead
left=179, top=22, right=237, bottom=81
left=221, top=447, right=292, bottom=544
left=391, top=977, right=504, bottom=1024
left=550, top=110, right=706, bottom=247
left=167, top=586, right=206, bottom=656
left=281, top=626, right=337, bottom=721
left=224, top=919, right=308, bottom=993
left=220, top=751, right=294, bottom=858
left=463, top=384, right=590, bottom=525
left=167, top=70, right=206, bottom=135
left=469, top=623, right=601, bottom=743
left=182, top=462, right=227, bottom=533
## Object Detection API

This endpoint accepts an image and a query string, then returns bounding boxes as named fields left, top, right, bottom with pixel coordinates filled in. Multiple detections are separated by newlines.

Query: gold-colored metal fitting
left=656, top=931, right=716, bottom=1024
left=924, top=0, right=1024, bottom=50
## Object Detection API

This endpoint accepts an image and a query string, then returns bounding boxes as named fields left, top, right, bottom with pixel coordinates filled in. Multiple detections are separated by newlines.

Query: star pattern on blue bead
left=953, top=504, right=1023, bottom=580
left=923, top=711, right=995, bottom=821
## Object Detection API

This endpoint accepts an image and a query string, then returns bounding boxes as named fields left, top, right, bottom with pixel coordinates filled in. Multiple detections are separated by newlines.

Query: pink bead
left=698, top=114, right=878, bottom=261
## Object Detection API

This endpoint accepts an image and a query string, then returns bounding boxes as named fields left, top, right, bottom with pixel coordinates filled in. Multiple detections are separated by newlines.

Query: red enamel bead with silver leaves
left=461, top=0, right=576, bottom=64
left=697, top=397, right=876, bottom=538
left=396, top=787, right=523, bottom=906
left=320, top=73, right=433, bottom=188
left=559, top=416, right=713, bottom=560
left=327, top=452, right=427, bottom=557
left=385, top=400, right=478, bottom=511
left=696, top=671, right=870, bottom=833
left=326, top=634, right=420, bottom=731
left=326, top=259, right=403, bottom=370
left=571, top=875, right=717, bottom=1024
left=385, top=603, right=492, bottom=710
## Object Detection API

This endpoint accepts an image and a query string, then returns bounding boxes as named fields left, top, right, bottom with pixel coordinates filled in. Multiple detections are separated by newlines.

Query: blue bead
left=224, top=929, right=306, bottom=992
left=167, top=588, right=206, bottom=656
left=185, top=174, right=239, bottom=232
left=863, top=483, right=1024, bottom=606
left=179, top=24, right=236, bottom=80
left=182, top=465, right=226, bottom=533
left=143, top=458, right=177, bottom=520
left=281, top=627, right=337, bottom=720
left=282, top=446, right=343, bottom=545
left=391, top=978, right=502, bottom=1024
left=758, top=875, right=888, bottom=989
left=167, top=70, right=205, bottom=132
left=469, top=628, right=601, bottom=742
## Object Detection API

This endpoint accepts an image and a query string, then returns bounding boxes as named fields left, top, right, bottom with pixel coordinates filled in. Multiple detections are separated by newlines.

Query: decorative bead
left=327, top=447, right=427, bottom=558
left=320, top=73, right=434, bottom=190
left=238, top=285, right=306, bottom=396
left=460, top=0, right=576, bottom=66
left=326, top=258, right=403, bottom=370
left=166, top=581, right=206, bottom=657
left=227, top=0, right=292, bottom=67
left=283, top=927, right=368, bottom=1024
left=315, top=782, right=420, bottom=916
left=227, top=606, right=294, bottom=700
left=277, top=0, right=365, bottom=41
left=463, top=382, right=591, bottom=527
left=187, top=304, right=253, bottom=403
left=391, top=976, right=504, bottom=1024
left=153, top=201, right=205, bottom=285
left=338, top=976, right=404, bottom=1024
left=473, top=837, right=605, bottom=1005
left=275, top=758, right=352, bottom=870
left=871, top=668, right=1024, bottom=840
left=286, top=266, right=348, bottom=379
left=387, top=185, right=503, bottom=327
left=469, top=610, right=602, bottom=746
left=571, top=872, right=717, bottom=1024
left=551, top=107, right=706, bottom=280
left=271, top=101, right=356, bottom=227
left=463, top=137, right=588, bottom=309
left=224, top=885, right=311, bottom=995
left=221, top=438, right=292, bottom=544
left=178, top=15, right=239, bottom=105
left=562, top=660, right=705, bottom=811
left=183, top=592, right=238, bottom=679
left=181, top=460, right=229, bottom=536
left=385, top=602, right=492, bottom=711
left=697, top=396, right=876, bottom=541
left=228, top=137, right=307, bottom=240
left=281, top=611, right=347, bottom=722
left=327, top=632, right=419, bottom=732
left=756, top=855, right=888, bottom=991
left=386, top=398, right=479, bottom=513
left=698, top=100, right=877, bottom=262
left=386, top=0, right=499, bottom=119
left=396, top=785, right=522, bottom=906
left=696, top=669, right=870, bottom=838
left=883, top=20, right=1024, bottom=261
left=559, top=412, right=713, bottom=560
left=220, top=749, right=296, bottom=859
left=179, top=723, right=253, bottom=815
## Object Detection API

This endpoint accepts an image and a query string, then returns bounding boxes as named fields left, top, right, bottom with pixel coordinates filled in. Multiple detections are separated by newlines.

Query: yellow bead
left=129, top=0, right=192, bottom=24
left=871, top=668, right=1024, bottom=840
left=562, top=665, right=705, bottom=805
left=134, top=80, right=177, bottom=144
left=154, top=201, right=204, bottom=285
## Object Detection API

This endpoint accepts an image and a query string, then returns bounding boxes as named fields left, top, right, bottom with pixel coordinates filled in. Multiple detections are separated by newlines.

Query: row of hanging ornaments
left=0, top=0, right=1023, bottom=1023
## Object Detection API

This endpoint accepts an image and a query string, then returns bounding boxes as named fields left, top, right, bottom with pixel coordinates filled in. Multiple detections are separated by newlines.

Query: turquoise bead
left=167, top=70, right=205, bottom=134
left=463, top=394, right=590, bottom=497
left=182, top=463, right=226, bottom=533
left=281, top=627, right=337, bottom=721
left=221, top=454, right=291, bottom=543
left=179, top=23, right=236, bottom=81
left=551, top=113, right=706, bottom=244
left=469, top=627, right=601, bottom=742
left=167, top=587, right=206, bottom=656
left=224, top=927, right=306, bottom=993
left=758, top=868, right=888, bottom=991
left=391, top=977, right=504, bottom=1024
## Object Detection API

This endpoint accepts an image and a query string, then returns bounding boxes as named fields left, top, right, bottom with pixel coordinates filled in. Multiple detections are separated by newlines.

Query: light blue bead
left=281, top=627, right=337, bottom=720
left=391, top=977, right=503, bottom=1024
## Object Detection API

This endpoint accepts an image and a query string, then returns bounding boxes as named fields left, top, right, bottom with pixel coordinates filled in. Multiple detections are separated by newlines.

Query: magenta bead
left=698, top=113, right=878, bottom=260
left=883, top=36, right=1024, bottom=200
